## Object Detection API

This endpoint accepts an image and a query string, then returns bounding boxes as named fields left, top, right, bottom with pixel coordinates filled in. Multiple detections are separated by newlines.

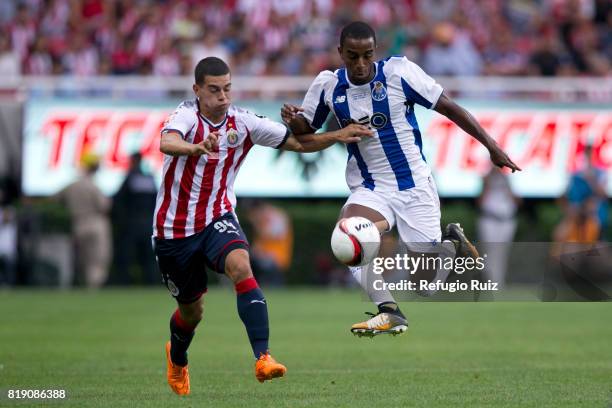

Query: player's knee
left=227, top=261, right=253, bottom=283
left=340, top=205, right=389, bottom=233
left=224, top=249, right=253, bottom=283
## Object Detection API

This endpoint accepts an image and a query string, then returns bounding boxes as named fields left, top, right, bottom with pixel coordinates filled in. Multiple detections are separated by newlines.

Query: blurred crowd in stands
left=0, top=0, right=609, bottom=78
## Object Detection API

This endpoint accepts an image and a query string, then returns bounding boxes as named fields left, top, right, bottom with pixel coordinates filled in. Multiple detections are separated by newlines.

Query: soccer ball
left=330, top=216, right=381, bottom=266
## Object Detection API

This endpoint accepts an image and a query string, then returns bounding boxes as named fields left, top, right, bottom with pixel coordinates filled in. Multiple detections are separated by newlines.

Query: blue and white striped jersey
left=300, top=56, right=443, bottom=192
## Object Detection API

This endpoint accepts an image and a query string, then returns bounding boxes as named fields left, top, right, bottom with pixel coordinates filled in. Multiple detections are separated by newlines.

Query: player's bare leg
left=166, top=297, right=202, bottom=396
left=224, top=249, right=286, bottom=382
left=340, top=204, right=408, bottom=337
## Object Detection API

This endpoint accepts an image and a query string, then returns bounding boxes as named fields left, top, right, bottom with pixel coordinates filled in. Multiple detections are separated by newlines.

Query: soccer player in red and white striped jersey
left=154, top=57, right=372, bottom=394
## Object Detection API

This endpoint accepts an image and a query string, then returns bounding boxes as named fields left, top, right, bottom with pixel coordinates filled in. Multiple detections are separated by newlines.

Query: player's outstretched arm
left=160, top=131, right=218, bottom=156
left=280, top=124, right=373, bottom=153
left=434, top=93, right=521, bottom=172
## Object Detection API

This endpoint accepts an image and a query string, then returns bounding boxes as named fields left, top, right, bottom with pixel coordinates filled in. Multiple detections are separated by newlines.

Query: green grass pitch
left=0, top=288, right=611, bottom=407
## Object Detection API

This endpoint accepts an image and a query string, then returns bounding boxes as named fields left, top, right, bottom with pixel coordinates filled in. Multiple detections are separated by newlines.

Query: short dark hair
left=340, top=21, right=376, bottom=47
left=194, top=57, right=230, bottom=85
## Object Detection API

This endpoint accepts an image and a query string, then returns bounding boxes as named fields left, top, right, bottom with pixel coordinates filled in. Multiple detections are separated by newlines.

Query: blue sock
left=235, top=277, right=269, bottom=359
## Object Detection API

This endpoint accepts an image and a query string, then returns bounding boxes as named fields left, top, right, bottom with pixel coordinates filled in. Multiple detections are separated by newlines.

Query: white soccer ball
left=330, top=216, right=381, bottom=266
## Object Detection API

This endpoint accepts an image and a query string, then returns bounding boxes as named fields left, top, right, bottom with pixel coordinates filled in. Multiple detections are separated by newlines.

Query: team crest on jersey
left=370, top=112, right=388, bottom=129
left=226, top=129, right=239, bottom=146
left=335, top=95, right=346, bottom=103
left=371, top=81, right=387, bottom=101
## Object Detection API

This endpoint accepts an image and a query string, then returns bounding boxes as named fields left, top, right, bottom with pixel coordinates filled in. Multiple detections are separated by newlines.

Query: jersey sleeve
left=243, top=111, right=290, bottom=148
left=299, top=70, right=335, bottom=130
left=161, top=102, right=197, bottom=139
left=395, top=57, right=443, bottom=109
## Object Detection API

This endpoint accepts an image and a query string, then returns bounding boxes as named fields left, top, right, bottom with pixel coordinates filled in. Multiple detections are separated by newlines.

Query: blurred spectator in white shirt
left=477, top=167, right=521, bottom=288
left=153, top=38, right=181, bottom=76
left=0, top=33, right=20, bottom=77
left=136, top=5, right=164, bottom=61
left=190, top=32, right=231, bottom=70
left=9, top=4, right=36, bottom=61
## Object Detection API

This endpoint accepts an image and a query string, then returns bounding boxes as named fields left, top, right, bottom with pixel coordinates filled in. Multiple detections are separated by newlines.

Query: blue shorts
left=153, top=213, right=249, bottom=304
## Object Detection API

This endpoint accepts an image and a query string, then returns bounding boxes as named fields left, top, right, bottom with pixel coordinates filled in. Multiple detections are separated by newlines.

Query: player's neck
left=348, top=64, right=376, bottom=85
left=199, top=108, right=227, bottom=126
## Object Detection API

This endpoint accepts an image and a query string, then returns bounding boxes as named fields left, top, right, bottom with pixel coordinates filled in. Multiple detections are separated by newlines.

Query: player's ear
left=192, top=84, right=199, bottom=95
left=337, top=46, right=342, bottom=57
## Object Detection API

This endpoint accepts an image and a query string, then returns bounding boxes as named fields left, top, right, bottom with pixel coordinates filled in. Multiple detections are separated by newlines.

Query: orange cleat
left=165, top=341, right=190, bottom=395
left=255, top=353, right=287, bottom=383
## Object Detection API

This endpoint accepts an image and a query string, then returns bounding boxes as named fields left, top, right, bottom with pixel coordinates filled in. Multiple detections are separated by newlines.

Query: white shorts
left=343, top=176, right=442, bottom=246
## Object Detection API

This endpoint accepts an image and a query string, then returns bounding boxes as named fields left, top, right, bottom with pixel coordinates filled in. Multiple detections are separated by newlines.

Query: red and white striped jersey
left=153, top=100, right=289, bottom=239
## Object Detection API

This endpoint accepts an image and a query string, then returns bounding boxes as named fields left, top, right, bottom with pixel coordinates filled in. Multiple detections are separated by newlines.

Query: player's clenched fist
left=190, top=132, right=219, bottom=156
left=281, top=103, right=303, bottom=125
left=335, top=124, right=374, bottom=144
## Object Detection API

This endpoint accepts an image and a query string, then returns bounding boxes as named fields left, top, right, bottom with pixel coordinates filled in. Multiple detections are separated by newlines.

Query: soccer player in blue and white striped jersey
left=282, top=22, right=520, bottom=337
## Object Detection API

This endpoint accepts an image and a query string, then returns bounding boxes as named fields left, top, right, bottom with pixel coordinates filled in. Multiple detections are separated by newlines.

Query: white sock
left=408, top=240, right=457, bottom=296
left=431, top=240, right=457, bottom=283
left=349, top=263, right=396, bottom=305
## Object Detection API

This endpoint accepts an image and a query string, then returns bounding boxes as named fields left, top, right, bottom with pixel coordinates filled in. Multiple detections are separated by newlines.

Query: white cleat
left=350, top=312, right=408, bottom=338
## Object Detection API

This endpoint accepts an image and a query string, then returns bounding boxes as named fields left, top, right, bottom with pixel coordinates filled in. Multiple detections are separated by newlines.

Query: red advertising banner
left=23, top=100, right=611, bottom=197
